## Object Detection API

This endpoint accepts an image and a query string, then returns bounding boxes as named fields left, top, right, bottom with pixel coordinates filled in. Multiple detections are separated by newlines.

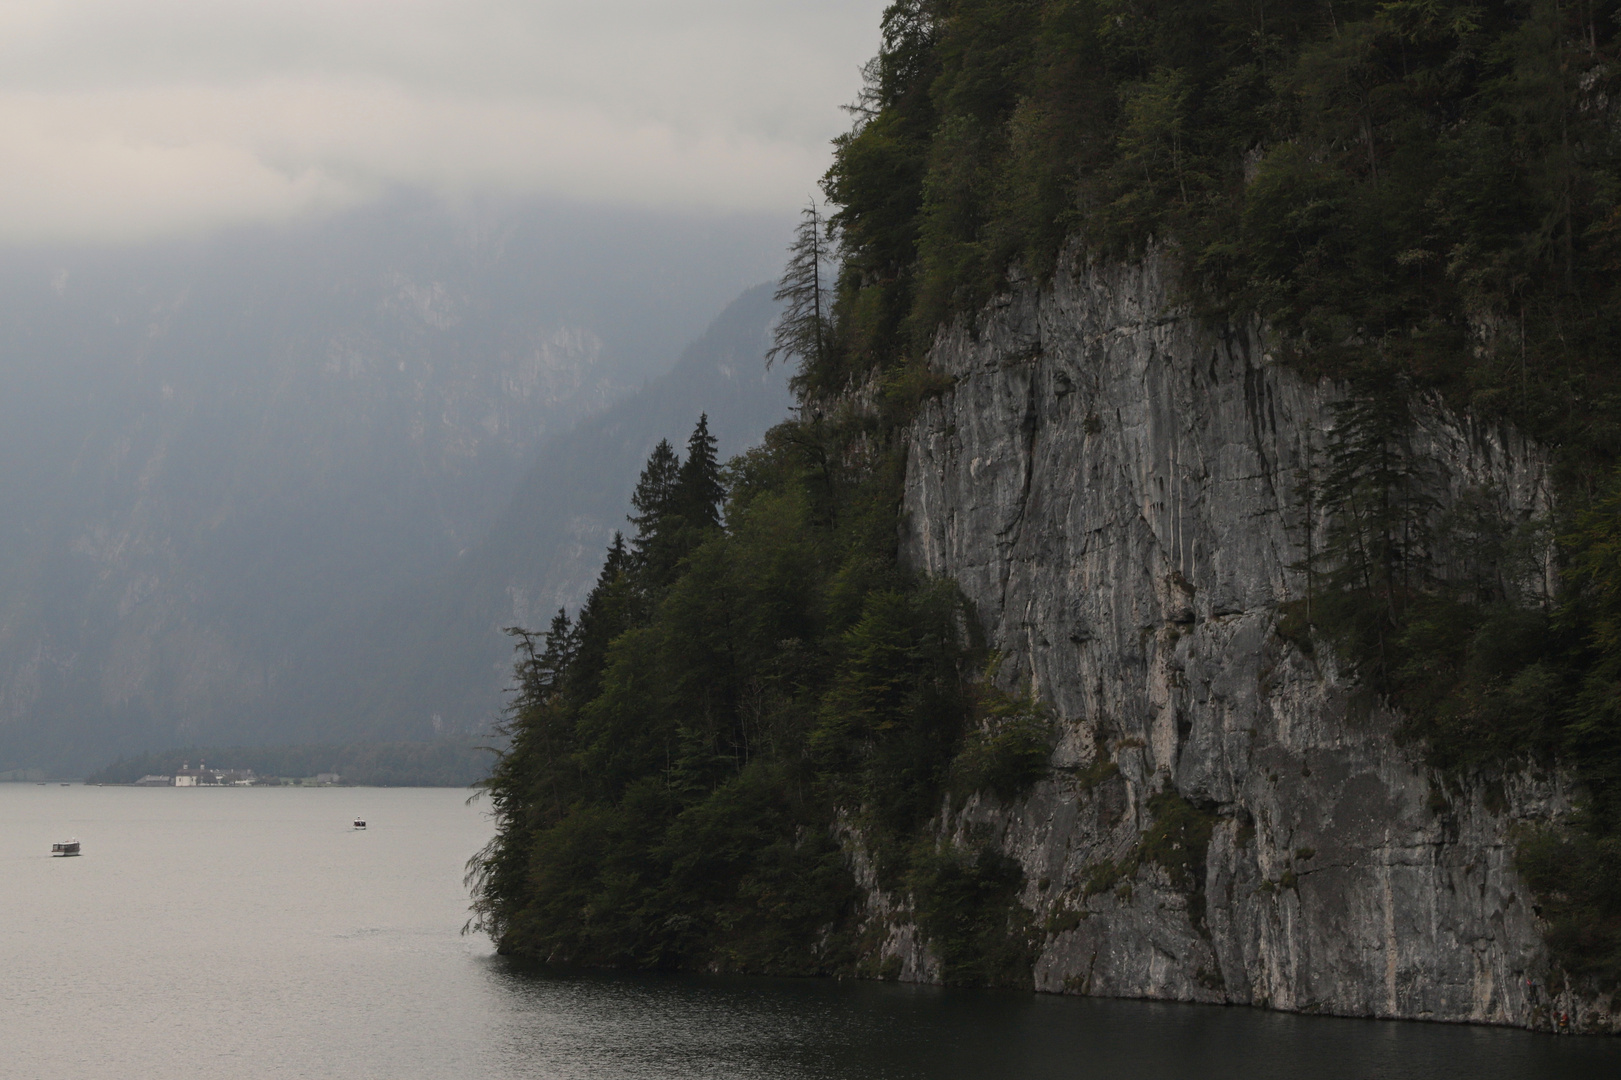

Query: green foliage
left=1136, top=792, right=1217, bottom=894
left=469, top=416, right=1030, bottom=979
left=474, top=0, right=1621, bottom=989
left=768, top=202, right=835, bottom=383
left=1319, top=384, right=1437, bottom=623
left=950, top=665, right=1055, bottom=803
left=1298, top=395, right=1621, bottom=987
left=1077, top=791, right=1217, bottom=917
left=1082, top=857, right=1125, bottom=898
left=816, top=0, right=1621, bottom=474
left=1072, top=753, right=1120, bottom=792
left=908, top=841, right=1037, bottom=985
left=627, top=419, right=727, bottom=590
left=1562, top=476, right=1621, bottom=831
left=878, top=358, right=958, bottom=427
left=1515, top=822, right=1621, bottom=987
left=810, top=15, right=1621, bottom=948
left=1294, top=383, right=1571, bottom=770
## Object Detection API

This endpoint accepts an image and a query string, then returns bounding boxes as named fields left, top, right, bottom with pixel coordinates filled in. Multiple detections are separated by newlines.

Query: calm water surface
left=2, top=784, right=1615, bottom=1079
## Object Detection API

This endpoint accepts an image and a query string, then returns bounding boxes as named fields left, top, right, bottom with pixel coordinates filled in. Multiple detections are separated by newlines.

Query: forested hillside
left=473, top=0, right=1621, bottom=988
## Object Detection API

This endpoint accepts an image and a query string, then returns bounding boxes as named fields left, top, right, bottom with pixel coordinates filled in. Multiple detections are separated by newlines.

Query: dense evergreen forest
left=472, top=0, right=1621, bottom=987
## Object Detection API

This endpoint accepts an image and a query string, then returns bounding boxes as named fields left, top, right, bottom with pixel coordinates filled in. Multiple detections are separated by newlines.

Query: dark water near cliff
left=2, top=785, right=1614, bottom=1079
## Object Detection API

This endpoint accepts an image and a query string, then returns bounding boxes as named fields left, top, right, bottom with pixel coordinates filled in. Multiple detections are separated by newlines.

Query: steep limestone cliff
left=889, top=253, right=1615, bottom=1032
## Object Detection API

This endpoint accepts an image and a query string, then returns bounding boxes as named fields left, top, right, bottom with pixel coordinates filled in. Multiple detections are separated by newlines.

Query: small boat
left=353, top=819, right=367, bottom=830
left=52, top=839, right=80, bottom=857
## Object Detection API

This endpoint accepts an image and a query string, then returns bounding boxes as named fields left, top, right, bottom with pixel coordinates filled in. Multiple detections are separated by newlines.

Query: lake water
left=2, top=784, right=1616, bottom=1079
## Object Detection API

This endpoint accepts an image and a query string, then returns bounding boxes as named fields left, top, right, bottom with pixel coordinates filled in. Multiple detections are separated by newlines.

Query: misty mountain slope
left=0, top=198, right=788, bottom=773
left=282, top=283, right=793, bottom=746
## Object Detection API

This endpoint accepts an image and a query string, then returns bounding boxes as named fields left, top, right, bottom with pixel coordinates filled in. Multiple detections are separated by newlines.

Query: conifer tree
left=676, top=414, right=725, bottom=532
left=628, top=440, right=683, bottom=585
left=467, top=606, right=580, bottom=939
left=766, top=200, right=831, bottom=374
left=1316, top=381, right=1439, bottom=684
left=535, top=608, right=576, bottom=697
left=503, top=609, right=576, bottom=701
left=570, top=532, right=633, bottom=702
left=628, top=440, right=681, bottom=545
left=1321, top=384, right=1434, bottom=610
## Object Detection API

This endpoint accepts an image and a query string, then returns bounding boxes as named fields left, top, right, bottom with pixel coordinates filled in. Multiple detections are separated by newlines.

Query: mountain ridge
left=0, top=198, right=790, bottom=773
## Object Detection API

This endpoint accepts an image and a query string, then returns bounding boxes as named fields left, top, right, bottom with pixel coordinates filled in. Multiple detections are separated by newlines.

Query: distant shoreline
left=0, top=779, right=476, bottom=788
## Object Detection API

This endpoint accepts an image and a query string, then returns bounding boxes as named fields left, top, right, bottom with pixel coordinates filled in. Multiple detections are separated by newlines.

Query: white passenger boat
left=353, top=818, right=366, bottom=830
left=51, top=839, right=80, bottom=857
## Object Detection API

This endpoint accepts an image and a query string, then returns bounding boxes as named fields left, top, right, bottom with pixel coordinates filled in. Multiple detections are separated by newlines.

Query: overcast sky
left=0, top=0, right=887, bottom=246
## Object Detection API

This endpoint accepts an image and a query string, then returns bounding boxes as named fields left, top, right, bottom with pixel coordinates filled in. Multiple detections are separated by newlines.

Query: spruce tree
left=1317, top=380, right=1438, bottom=684
left=536, top=608, right=576, bottom=698
left=676, top=414, right=725, bottom=532
left=629, top=440, right=681, bottom=543
left=628, top=440, right=683, bottom=585
left=569, top=532, right=634, bottom=703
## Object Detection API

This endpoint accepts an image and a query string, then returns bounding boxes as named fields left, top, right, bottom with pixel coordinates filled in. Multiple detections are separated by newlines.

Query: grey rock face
left=892, top=254, right=1613, bottom=1032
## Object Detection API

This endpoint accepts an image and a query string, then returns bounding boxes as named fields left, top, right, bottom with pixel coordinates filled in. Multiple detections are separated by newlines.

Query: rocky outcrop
left=889, top=253, right=1614, bottom=1032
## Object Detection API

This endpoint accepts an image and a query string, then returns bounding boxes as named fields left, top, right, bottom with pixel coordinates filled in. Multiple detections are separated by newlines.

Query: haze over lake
left=2, top=784, right=1614, bottom=1079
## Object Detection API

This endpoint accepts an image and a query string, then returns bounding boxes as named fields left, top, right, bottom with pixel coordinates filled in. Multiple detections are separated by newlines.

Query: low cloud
left=0, top=0, right=883, bottom=245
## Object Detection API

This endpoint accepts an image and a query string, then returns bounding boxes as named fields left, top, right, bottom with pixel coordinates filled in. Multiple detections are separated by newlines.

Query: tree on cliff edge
left=767, top=200, right=831, bottom=376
